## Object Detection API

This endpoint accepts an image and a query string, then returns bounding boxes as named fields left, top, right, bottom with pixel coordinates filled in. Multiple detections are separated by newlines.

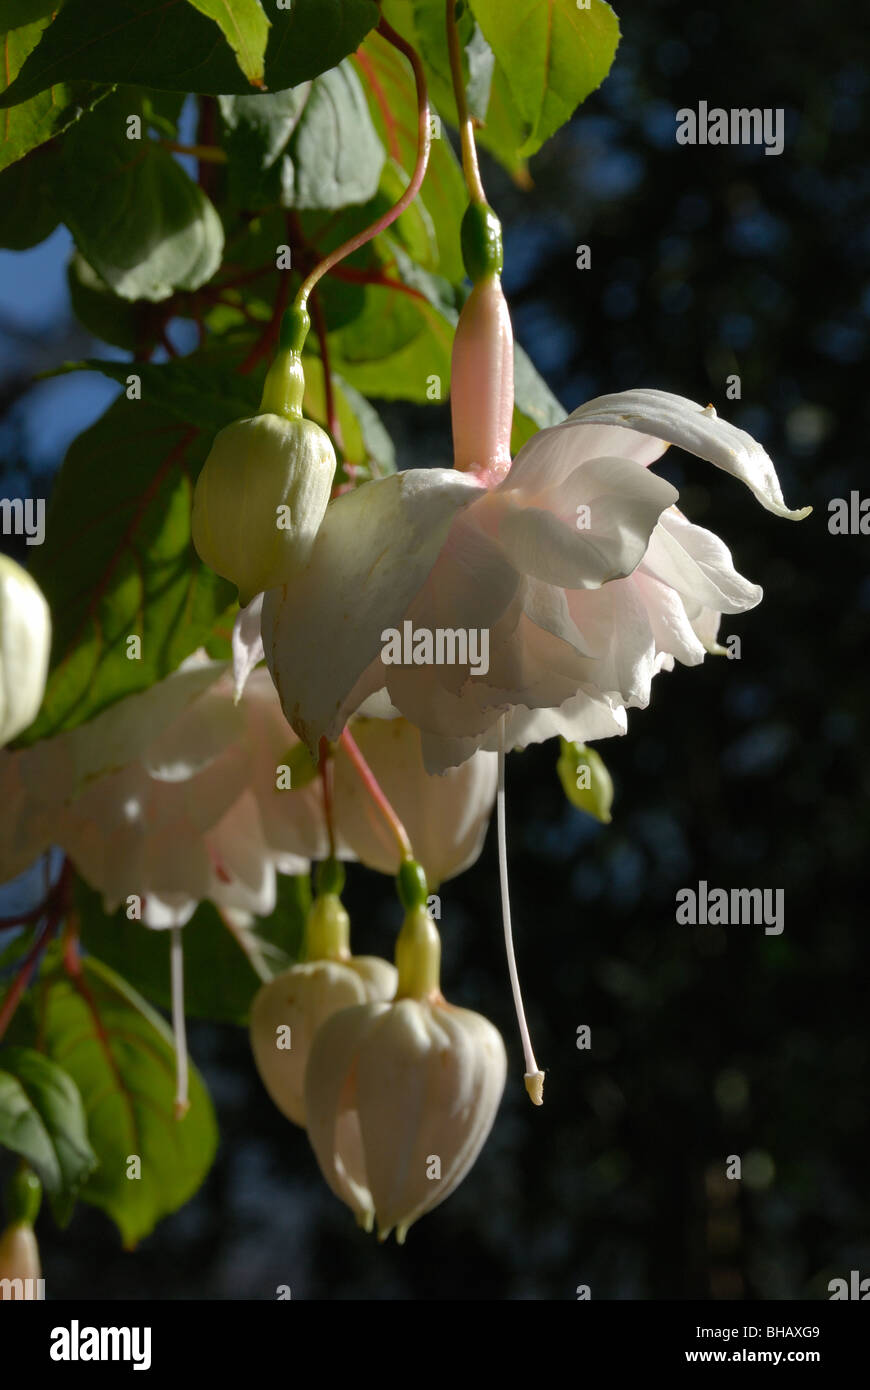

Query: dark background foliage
left=1, top=0, right=868, bottom=1298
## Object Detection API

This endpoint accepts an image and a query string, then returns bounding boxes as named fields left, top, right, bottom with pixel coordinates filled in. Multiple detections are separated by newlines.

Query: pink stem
left=296, top=18, right=431, bottom=308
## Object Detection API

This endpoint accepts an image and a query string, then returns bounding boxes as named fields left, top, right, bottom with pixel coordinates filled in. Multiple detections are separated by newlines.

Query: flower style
left=264, top=271, right=810, bottom=773
left=303, top=903, right=506, bottom=1242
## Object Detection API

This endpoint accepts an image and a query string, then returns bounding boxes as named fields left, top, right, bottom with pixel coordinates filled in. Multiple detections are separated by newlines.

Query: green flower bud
left=192, top=411, right=336, bottom=608
left=556, top=738, right=614, bottom=823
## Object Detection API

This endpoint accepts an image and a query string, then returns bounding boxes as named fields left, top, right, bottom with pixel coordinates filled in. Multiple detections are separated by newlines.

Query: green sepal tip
left=315, top=857, right=346, bottom=897
left=396, top=858, right=428, bottom=910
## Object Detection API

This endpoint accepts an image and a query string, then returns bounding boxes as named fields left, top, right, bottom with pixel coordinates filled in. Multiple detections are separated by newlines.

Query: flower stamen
left=497, top=716, right=544, bottom=1105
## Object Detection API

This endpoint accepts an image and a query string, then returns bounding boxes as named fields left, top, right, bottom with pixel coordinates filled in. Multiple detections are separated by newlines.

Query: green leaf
left=66, top=254, right=162, bottom=352
left=58, top=356, right=261, bottom=432
left=2, top=3, right=58, bottom=25
left=284, top=61, right=385, bottom=209
left=0, top=142, right=59, bottom=248
left=381, top=0, right=491, bottom=122
left=468, top=0, right=620, bottom=156
left=353, top=28, right=467, bottom=282
left=379, top=1, right=528, bottom=181
left=0, top=14, right=107, bottom=172
left=55, top=92, right=224, bottom=302
left=219, top=84, right=311, bottom=207
left=141, top=88, right=187, bottom=139
left=0, top=0, right=379, bottom=104
left=58, top=351, right=396, bottom=478
left=0, top=1046, right=97, bottom=1200
left=77, top=874, right=310, bottom=1024
left=221, top=59, right=385, bottom=212
left=186, top=0, right=270, bottom=87
left=36, top=955, right=218, bottom=1247
left=20, top=393, right=235, bottom=745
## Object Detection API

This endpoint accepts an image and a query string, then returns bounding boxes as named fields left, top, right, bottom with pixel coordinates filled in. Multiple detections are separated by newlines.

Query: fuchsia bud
left=450, top=273, right=515, bottom=488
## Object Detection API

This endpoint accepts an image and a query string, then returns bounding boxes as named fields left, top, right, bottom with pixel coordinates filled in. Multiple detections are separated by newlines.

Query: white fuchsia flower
left=49, top=658, right=322, bottom=930
left=0, top=654, right=325, bottom=927
left=303, top=903, right=506, bottom=1242
left=264, top=386, right=809, bottom=773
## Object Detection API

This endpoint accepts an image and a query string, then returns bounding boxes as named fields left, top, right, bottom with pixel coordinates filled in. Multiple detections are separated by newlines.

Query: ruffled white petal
left=566, top=390, right=811, bottom=519
left=494, top=455, right=678, bottom=589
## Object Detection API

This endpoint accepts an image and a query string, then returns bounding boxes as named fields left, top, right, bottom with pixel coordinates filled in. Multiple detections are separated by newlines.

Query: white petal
left=250, top=963, right=386, bottom=1128
left=631, top=571, right=707, bottom=666
left=232, top=594, right=265, bottom=701
left=143, top=680, right=243, bottom=781
left=58, top=658, right=229, bottom=795
left=141, top=893, right=197, bottom=930
left=504, top=417, right=668, bottom=492
left=567, top=390, right=811, bottom=519
left=355, top=1000, right=506, bottom=1240
left=305, top=1003, right=388, bottom=1226
left=643, top=509, right=762, bottom=614
left=502, top=692, right=629, bottom=750
left=264, top=470, right=484, bottom=750
left=496, top=456, right=678, bottom=589
left=333, top=716, right=497, bottom=885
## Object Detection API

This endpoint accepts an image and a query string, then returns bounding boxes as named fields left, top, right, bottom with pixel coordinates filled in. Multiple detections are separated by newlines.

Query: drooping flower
left=303, top=901, right=506, bottom=1241
left=0, top=555, right=50, bottom=749
left=0, top=654, right=322, bottom=926
left=249, top=887, right=396, bottom=1128
left=264, top=387, right=809, bottom=772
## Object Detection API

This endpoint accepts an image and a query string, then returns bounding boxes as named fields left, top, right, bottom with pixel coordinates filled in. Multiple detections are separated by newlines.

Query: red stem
left=329, top=263, right=428, bottom=303
left=0, top=912, right=59, bottom=1042
left=159, top=325, right=180, bottom=359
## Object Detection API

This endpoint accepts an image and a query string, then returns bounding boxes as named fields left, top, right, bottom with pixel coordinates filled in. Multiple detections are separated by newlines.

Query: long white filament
left=497, top=716, right=544, bottom=1105
left=171, top=927, right=190, bottom=1119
